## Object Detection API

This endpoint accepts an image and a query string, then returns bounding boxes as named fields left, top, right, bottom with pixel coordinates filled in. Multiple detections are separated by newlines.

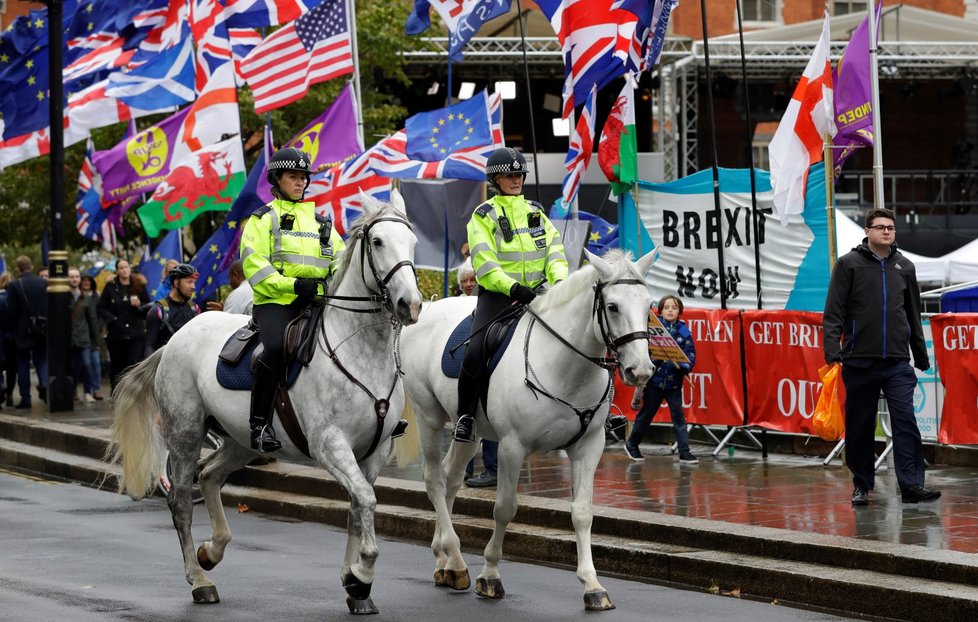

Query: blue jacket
left=648, top=317, right=696, bottom=391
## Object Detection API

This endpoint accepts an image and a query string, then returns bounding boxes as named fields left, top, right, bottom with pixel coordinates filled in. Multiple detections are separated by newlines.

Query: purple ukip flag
left=832, top=2, right=882, bottom=179
left=92, top=106, right=191, bottom=206
left=257, top=83, right=362, bottom=203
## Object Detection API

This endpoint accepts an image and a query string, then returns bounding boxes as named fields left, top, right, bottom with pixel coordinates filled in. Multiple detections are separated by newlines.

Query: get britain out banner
left=618, top=167, right=830, bottom=311
left=614, top=308, right=744, bottom=426
left=742, top=310, right=836, bottom=435
left=932, top=313, right=978, bottom=445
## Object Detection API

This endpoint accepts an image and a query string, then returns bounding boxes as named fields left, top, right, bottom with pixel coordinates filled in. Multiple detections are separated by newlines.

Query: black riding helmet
left=485, top=147, right=527, bottom=192
left=168, top=263, right=198, bottom=284
left=266, top=147, right=312, bottom=200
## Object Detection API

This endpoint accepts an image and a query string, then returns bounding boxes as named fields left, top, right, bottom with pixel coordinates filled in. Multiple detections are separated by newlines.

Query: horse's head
left=354, top=188, right=423, bottom=325
left=585, top=249, right=656, bottom=386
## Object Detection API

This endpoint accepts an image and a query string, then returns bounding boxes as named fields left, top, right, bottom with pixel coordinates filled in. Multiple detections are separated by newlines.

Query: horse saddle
left=440, top=309, right=523, bottom=380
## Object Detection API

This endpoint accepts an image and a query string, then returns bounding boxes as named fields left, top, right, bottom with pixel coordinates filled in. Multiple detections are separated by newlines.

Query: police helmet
left=266, top=147, right=312, bottom=191
left=485, top=147, right=527, bottom=190
left=168, top=263, right=199, bottom=284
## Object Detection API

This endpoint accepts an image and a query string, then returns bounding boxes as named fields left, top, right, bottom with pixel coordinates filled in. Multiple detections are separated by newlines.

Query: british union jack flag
left=561, top=83, right=597, bottom=208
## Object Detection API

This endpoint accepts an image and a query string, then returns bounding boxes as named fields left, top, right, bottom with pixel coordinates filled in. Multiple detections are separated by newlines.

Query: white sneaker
left=83, top=393, right=96, bottom=403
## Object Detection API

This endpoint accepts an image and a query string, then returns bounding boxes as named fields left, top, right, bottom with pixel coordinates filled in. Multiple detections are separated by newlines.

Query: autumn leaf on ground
left=237, top=503, right=250, bottom=513
left=707, top=580, right=720, bottom=595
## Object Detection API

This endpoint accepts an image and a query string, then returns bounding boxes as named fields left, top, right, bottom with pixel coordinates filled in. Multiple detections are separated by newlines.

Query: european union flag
left=578, top=210, right=619, bottom=255
left=142, top=230, right=181, bottom=300
left=405, top=94, right=493, bottom=162
left=0, top=11, right=52, bottom=139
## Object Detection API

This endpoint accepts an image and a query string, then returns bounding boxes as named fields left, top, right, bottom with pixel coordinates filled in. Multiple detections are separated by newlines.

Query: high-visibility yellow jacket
left=241, top=198, right=346, bottom=306
left=467, top=194, right=568, bottom=295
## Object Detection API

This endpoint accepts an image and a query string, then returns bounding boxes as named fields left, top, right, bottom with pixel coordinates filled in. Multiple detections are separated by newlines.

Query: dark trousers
left=457, top=288, right=513, bottom=417
left=107, top=339, right=145, bottom=394
left=253, top=301, right=306, bottom=373
left=628, top=383, right=689, bottom=453
left=2, top=340, right=16, bottom=399
left=465, top=440, right=499, bottom=476
left=15, top=345, right=48, bottom=404
left=842, top=358, right=924, bottom=492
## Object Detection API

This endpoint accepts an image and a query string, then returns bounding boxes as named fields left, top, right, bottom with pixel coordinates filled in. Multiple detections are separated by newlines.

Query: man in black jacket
left=823, top=208, right=938, bottom=507
left=4, top=256, right=48, bottom=409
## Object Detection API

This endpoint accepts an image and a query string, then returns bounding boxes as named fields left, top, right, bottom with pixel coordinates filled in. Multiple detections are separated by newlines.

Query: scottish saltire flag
left=106, top=35, right=197, bottom=109
left=308, top=150, right=391, bottom=234
left=368, top=92, right=503, bottom=181
left=138, top=136, right=247, bottom=238
left=225, top=0, right=326, bottom=27
left=405, top=0, right=512, bottom=61
left=405, top=94, right=493, bottom=161
left=578, top=210, right=619, bottom=254
left=561, top=84, right=597, bottom=208
left=536, top=0, right=654, bottom=117
left=833, top=2, right=881, bottom=179
left=257, top=83, right=362, bottom=201
left=142, top=229, right=182, bottom=300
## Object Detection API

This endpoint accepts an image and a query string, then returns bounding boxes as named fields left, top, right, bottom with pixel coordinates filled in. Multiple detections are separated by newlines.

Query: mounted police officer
left=241, top=147, right=346, bottom=452
left=453, top=147, right=569, bottom=443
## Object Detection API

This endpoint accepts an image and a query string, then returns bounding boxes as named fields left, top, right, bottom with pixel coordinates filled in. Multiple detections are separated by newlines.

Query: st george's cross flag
left=768, top=11, right=835, bottom=225
left=239, top=0, right=354, bottom=113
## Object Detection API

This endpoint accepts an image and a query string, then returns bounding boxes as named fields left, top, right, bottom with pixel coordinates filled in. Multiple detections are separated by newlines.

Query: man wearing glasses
left=823, top=207, right=938, bottom=507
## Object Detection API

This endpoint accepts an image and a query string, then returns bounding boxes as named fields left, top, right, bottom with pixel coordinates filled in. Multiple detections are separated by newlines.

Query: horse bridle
left=522, top=277, right=650, bottom=448
left=318, top=215, right=417, bottom=461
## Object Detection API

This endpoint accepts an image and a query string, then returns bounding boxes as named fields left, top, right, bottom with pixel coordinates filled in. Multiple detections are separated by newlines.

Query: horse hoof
left=346, top=596, right=379, bottom=615
left=342, top=571, right=373, bottom=601
left=475, top=576, right=504, bottom=599
left=443, top=568, right=470, bottom=591
left=197, top=545, right=217, bottom=571
left=583, top=590, right=616, bottom=611
left=433, top=569, right=447, bottom=586
left=192, top=585, right=220, bottom=604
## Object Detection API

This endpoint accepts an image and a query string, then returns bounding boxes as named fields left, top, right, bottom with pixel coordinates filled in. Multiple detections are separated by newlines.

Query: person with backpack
left=144, top=264, right=201, bottom=357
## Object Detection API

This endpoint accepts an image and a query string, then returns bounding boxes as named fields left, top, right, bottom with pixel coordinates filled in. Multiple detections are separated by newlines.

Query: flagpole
left=735, top=0, right=762, bottom=309
left=698, top=0, right=728, bottom=309
left=514, top=0, right=542, bottom=203
left=867, top=0, right=884, bottom=210
left=346, top=0, right=365, bottom=147
left=823, top=134, right=839, bottom=267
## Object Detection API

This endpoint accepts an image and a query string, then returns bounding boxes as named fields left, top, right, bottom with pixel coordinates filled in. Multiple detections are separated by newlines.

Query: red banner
left=933, top=313, right=978, bottom=445
left=743, top=310, right=837, bottom=435
left=614, top=308, right=744, bottom=426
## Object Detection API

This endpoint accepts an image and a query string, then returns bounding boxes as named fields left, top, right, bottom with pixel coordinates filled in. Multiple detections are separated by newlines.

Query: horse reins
left=521, top=278, right=649, bottom=448
left=317, top=216, right=416, bottom=460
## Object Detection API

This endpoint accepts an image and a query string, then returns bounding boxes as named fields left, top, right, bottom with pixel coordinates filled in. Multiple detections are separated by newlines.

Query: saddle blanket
left=216, top=334, right=304, bottom=391
left=440, top=313, right=520, bottom=379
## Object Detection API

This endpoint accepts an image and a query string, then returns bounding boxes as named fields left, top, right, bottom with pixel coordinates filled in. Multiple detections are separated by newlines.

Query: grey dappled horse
left=107, top=191, right=421, bottom=615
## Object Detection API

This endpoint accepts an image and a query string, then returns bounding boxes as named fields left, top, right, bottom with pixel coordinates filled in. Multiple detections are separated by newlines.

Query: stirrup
left=251, top=425, right=282, bottom=453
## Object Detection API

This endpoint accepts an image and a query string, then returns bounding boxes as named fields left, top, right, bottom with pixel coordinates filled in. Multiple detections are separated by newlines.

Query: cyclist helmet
left=168, top=263, right=199, bottom=284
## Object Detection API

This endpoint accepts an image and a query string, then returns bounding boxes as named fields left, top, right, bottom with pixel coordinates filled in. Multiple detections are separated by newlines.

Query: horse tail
left=391, top=399, right=421, bottom=467
left=105, top=349, right=166, bottom=500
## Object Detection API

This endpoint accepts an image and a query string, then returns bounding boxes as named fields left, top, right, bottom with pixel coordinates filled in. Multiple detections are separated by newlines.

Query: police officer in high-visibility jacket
left=241, top=147, right=346, bottom=452
left=453, top=147, right=569, bottom=443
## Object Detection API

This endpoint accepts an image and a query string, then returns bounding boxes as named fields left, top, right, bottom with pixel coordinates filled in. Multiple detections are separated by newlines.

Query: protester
left=79, top=275, right=104, bottom=400
left=0, top=271, right=13, bottom=408
left=627, top=295, right=698, bottom=464
left=823, top=207, right=939, bottom=506
left=4, top=256, right=48, bottom=408
left=68, top=268, right=100, bottom=403
left=456, top=258, right=477, bottom=298
left=97, top=259, right=149, bottom=394
left=241, top=147, right=346, bottom=452
left=222, top=260, right=254, bottom=315
left=154, top=259, right=180, bottom=300
left=144, top=264, right=201, bottom=357
left=454, top=147, right=569, bottom=443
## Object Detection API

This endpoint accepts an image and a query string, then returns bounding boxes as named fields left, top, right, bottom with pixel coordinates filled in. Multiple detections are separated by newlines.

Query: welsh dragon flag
left=138, top=137, right=246, bottom=237
left=598, top=77, right=638, bottom=196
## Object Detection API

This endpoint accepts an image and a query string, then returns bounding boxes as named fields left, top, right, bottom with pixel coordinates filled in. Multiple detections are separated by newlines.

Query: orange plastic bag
left=812, top=363, right=845, bottom=441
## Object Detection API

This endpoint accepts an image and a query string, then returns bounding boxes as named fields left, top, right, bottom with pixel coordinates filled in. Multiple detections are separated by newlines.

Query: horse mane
left=532, top=249, right=643, bottom=314
left=331, top=201, right=409, bottom=288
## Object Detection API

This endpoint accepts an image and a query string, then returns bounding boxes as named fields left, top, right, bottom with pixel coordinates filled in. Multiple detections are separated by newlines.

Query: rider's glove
left=293, top=277, right=321, bottom=301
left=509, top=283, right=537, bottom=306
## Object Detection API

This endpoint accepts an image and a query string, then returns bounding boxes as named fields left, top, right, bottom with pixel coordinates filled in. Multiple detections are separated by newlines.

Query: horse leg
left=475, top=437, right=525, bottom=600
left=194, top=439, right=255, bottom=572
left=567, top=428, right=615, bottom=611
left=314, top=439, right=381, bottom=614
left=339, top=445, right=386, bottom=610
left=440, top=432, right=481, bottom=589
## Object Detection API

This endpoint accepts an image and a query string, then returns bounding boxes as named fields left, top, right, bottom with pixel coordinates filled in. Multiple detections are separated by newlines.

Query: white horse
left=400, top=249, right=655, bottom=610
left=106, top=191, right=421, bottom=615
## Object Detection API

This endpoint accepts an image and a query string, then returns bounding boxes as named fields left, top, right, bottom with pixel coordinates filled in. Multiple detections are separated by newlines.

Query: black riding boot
left=453, top=413, right=475, bottom=443
left=250, top=360, right=282, bottom=452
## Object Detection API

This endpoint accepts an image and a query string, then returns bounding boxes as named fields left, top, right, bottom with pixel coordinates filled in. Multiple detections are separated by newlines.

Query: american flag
left=308, top=150, right=391, bottom=234
left=561, top=83, right=596, bottom=207
left=367, top=92, right=503, bottom=181
left=239, top=0, right=354, bottom=113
